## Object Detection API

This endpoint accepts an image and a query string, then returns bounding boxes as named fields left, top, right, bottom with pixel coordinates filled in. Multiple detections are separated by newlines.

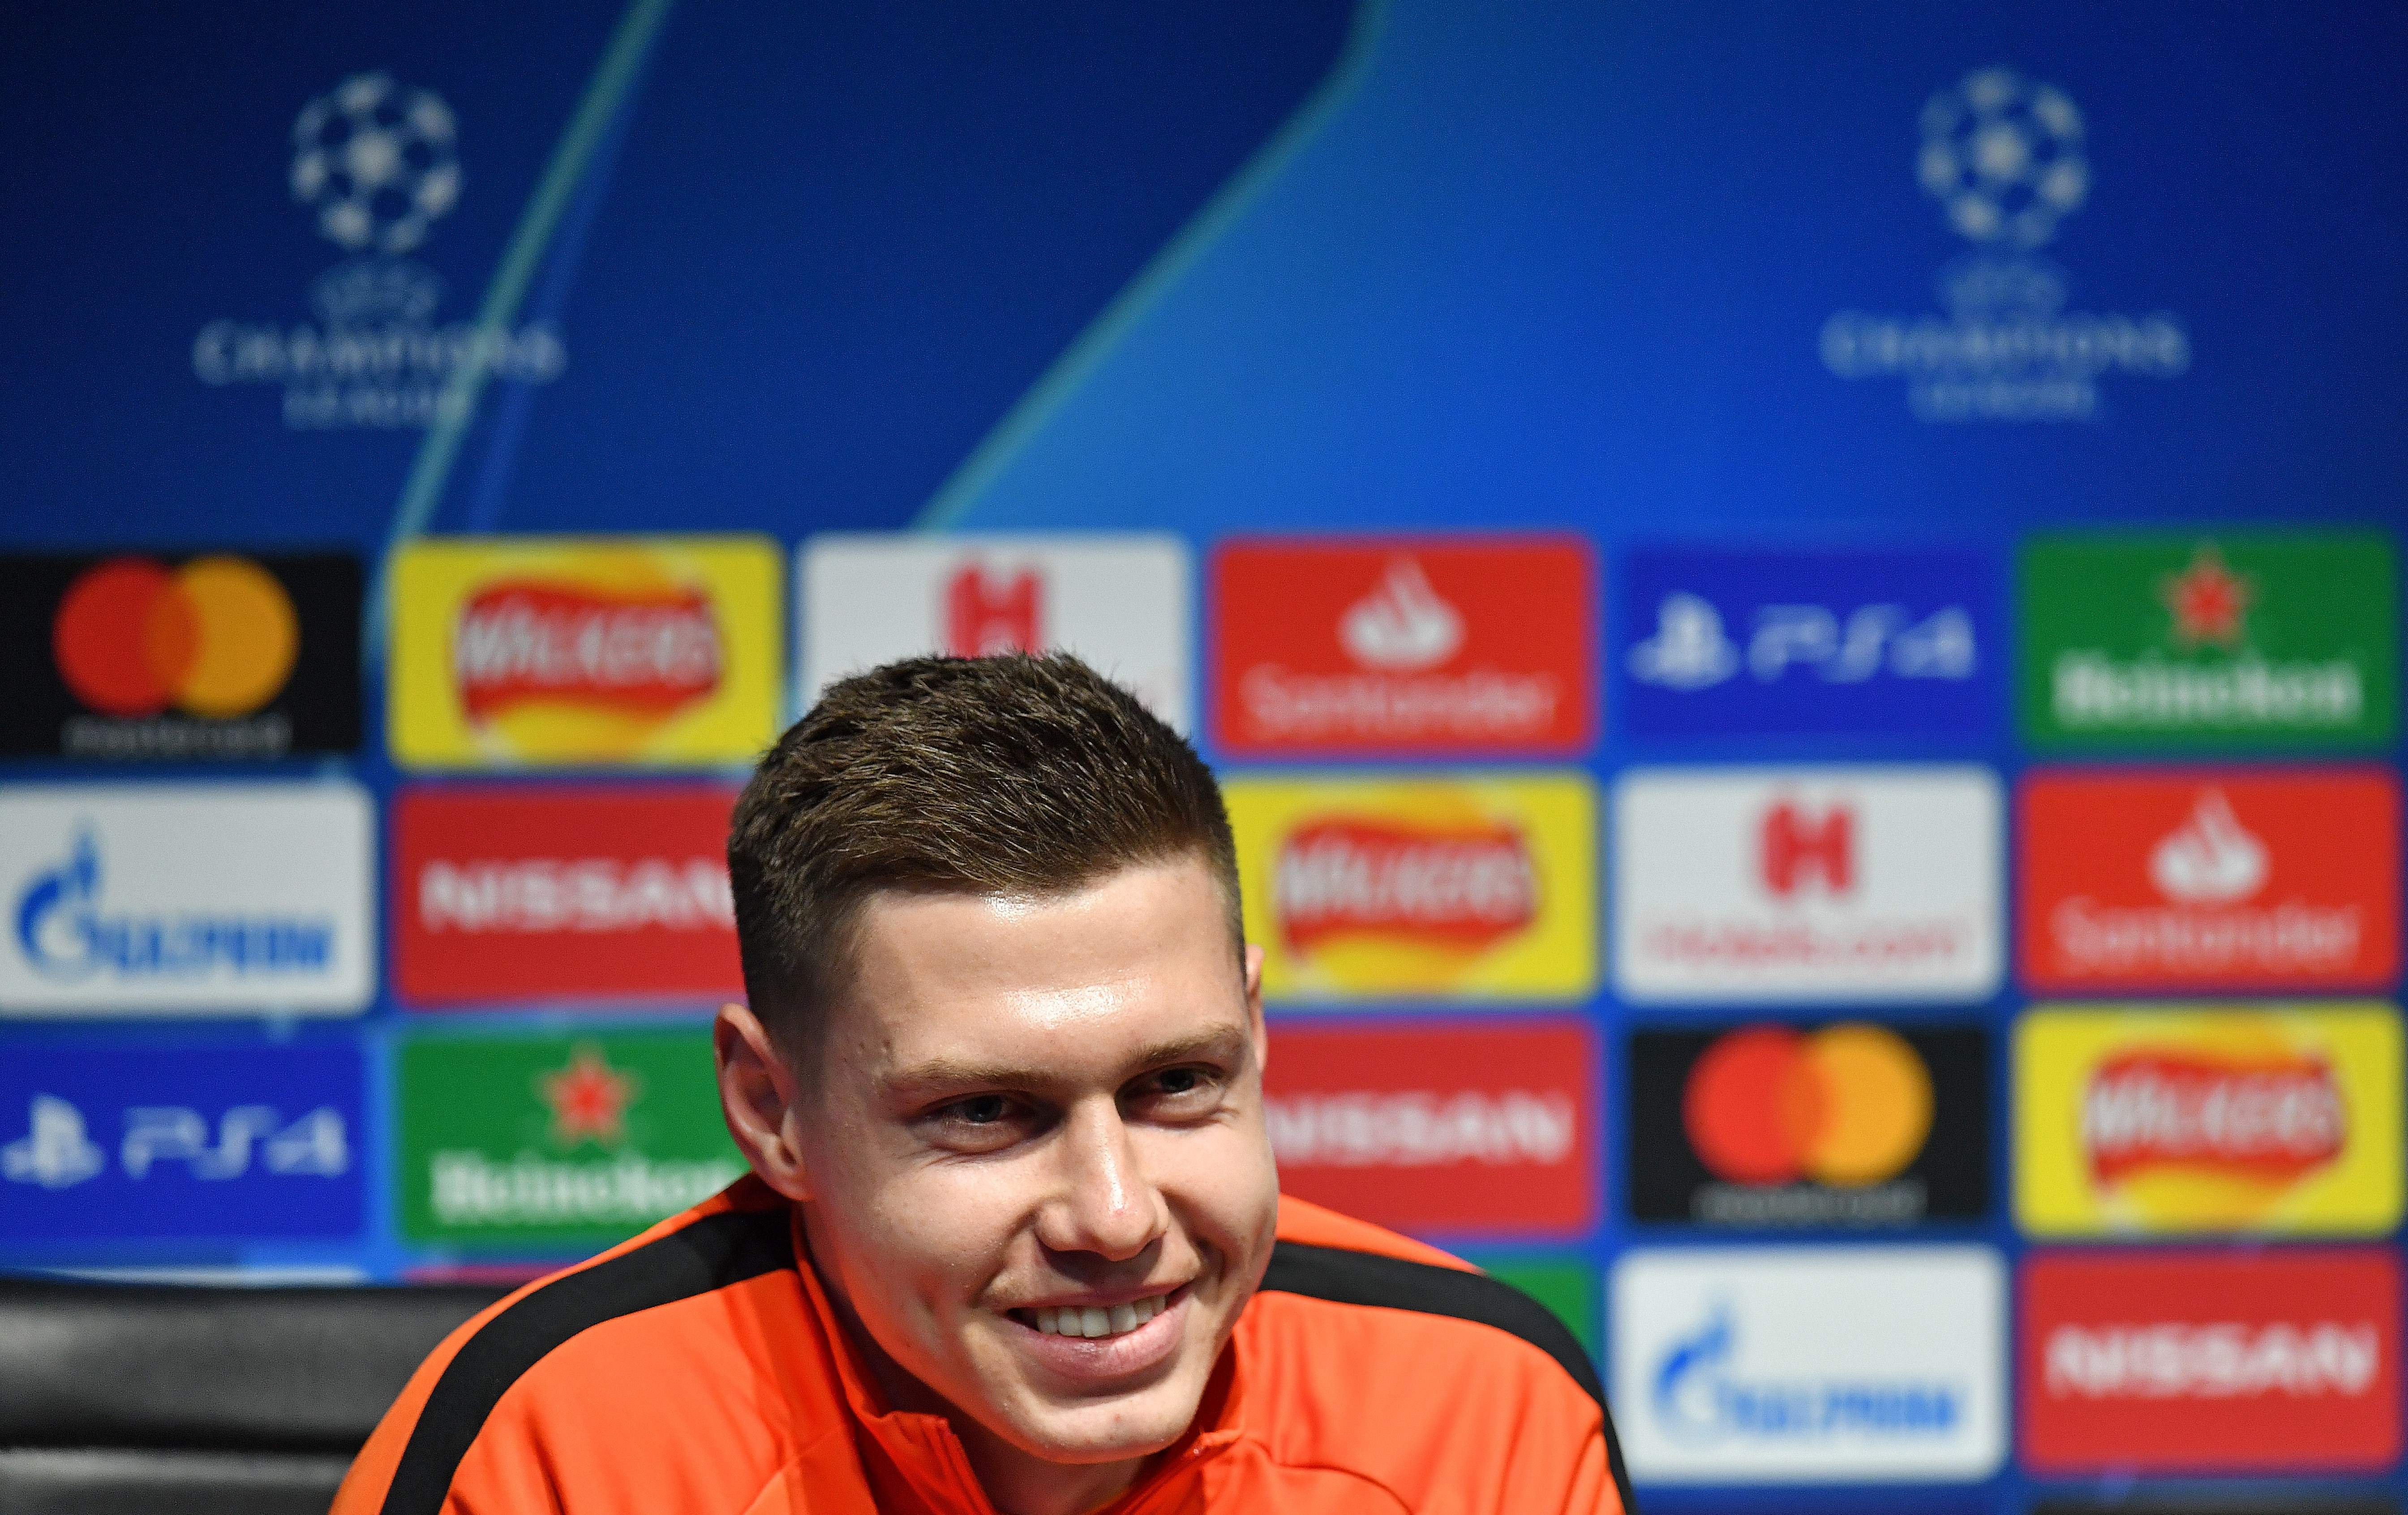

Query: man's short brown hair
left=727, top=652, right=1242, bottom=1052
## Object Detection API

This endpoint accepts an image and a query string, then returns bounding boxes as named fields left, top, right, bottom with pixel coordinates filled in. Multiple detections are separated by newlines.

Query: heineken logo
left=400, top=1030, right=743, bottom=1245
left=2021, top=532, right=2396, bottom=748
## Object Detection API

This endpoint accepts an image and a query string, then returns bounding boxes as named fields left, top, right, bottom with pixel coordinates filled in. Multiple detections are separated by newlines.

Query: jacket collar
left=787, top=1205, right=1249, bottom=1515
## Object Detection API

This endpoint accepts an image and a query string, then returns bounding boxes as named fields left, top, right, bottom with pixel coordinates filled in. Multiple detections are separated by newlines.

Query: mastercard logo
left=52, top=556, right=299, bottom=719
left=1682, top=1023, right=1933, bottom=1187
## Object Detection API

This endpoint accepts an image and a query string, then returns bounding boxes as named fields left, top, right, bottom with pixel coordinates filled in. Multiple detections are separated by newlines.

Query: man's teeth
left=1026, top=1294, right=1169, bottom=1339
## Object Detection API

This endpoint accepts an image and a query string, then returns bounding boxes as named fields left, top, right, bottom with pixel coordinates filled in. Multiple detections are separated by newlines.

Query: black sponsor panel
left=1627, top=1021, right=1988, bottom=1227
left=0, top=552, right=360, bottom=759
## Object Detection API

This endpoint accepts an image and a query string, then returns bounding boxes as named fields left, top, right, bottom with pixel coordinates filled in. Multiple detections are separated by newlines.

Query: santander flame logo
left=454, top=580, right=722, bottom=722
left=2148, top=789, right=2268, bottom=905
left=2082, top=1048, right=2345, bottom=1188
left=1339, top=559, right=1464, bottom=671
left=1274, top=818, right=1536, bottom=952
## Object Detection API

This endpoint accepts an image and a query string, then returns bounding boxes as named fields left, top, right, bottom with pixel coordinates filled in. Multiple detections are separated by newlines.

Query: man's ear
left=1243, top=941, right=1267, bottom=1076
left=715, top=1002, right=813, bottom=1203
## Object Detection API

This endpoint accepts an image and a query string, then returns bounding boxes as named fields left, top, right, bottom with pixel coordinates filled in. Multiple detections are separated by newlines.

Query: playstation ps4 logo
left=1, top=1093, right=348, bottom=1190
left=1618, top=549, right=1996, bottom=739
left=1631, top=594, right=1974, bottom=691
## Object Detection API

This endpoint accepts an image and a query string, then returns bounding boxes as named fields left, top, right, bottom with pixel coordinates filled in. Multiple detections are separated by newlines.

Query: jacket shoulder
left=1246, top=1203, right=1634, bottom=1515
left=333, top=1189, right=808, bottom=1515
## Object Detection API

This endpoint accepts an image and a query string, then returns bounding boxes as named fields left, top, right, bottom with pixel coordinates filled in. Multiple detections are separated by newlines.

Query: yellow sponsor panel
left=390, top=536, right=781, bottom=768
left=2014, top=1003, right=2403, bottom=1237
left=1226, top=772, right=1597, bottom=1001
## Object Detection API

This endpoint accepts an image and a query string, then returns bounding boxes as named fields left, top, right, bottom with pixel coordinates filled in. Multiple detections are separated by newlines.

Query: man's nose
left=1036, top=1099, right=1167, bottom=1261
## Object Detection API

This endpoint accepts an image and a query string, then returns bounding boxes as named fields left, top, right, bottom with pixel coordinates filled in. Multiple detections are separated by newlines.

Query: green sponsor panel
left=397, top=1027, right=745, bottom=1250
left=1467, top=1253, right=1599, bottom=1360
left=2018, top=530, right=2396, bottom=748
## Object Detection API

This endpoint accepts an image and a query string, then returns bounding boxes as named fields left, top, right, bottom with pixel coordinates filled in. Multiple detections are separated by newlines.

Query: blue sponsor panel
left=0, top=1038, right=365, bottom=1246
left=1617, top=550, right=1999, bottom=740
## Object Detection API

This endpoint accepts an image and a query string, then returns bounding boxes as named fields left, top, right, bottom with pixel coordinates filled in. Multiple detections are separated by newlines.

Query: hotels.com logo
left=2084, top=1047, right=2344, bottom=1189
left=1213, top=538, right=1594, bottom=754
left=2021, top=1250, right=2402, bottom=1473
left=1273, top=817, right=1536, bottom=954
left=454, top=579, right=723, bottom=723
left=1760, top=801, right=1853, bottom=897
left=943, top=563, right=1042, bottom=657
left=2020, top=770, right=2399, bottom=992
left=1614, top=767, right=2003, bottom=1003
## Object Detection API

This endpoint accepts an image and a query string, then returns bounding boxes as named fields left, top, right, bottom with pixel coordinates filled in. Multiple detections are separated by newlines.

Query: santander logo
left=1211, top=538, right=1592, bottom=753
left=2148, top=789, right=2267, bottom=905
left=454, top=581, right=721, bottom=721
left=1339, top=558, right=1464, bottom=671
left=1274, top=818, right=1537, bottom=953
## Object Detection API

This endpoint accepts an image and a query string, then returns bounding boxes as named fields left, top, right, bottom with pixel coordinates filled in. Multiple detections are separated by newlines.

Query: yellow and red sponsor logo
left=1226, top=773, right=1595, bottom=1000
left=390, top=537, right=780, bottom=767
left=2015, top=1003, right=2403, bottom=1236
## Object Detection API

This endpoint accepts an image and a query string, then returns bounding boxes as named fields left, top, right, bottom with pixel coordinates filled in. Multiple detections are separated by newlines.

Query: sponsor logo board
left=1613, top=766, right=2002, bottom=1003
left=0, top=1038, right=363, bottom=1244
left=2020, top=532, right=2395, bottom=747
left=1226, top=774, right=1596, bottom=1001
left=1618, top=548, right=1993, bottom=739
left=2019, top=770, right=2399, bottom=993
left=2022, top=1249, right=2401, bottom=1473
left=799, top=534, right=1189, bottom=729
left=1627, top=1023, right=1988, bottom=1228
left=1612, top=1245, right=2007, bottom=1482
left=1264, top=1021, right=1596, bottom=1234
left=397, top=1029, right=743, bottom=1247
left=2033, top=1500, right=2399, bottom=1515
left=0, top=783, right=374, bottom=1016
left=0, top=552, right=361, bottom=760
left=1212, top=538, right=1593, bottom=754
left=2014, top=1004, right=2403, bottom=1237
left=392, top=785, right=742, bottom=1007
left=389, top=537, right=781, bottom=768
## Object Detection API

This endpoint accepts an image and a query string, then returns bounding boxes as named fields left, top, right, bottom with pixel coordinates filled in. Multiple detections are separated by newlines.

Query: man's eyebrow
left=880, top=1026, right=1253, bottom=1098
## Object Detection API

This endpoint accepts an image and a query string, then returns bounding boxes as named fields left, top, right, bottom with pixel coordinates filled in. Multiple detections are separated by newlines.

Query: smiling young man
left=336, top=654, right=1630, bottom=1515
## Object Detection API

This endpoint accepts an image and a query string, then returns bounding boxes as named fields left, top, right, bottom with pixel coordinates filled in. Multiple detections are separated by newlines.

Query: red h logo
left=944, top=564, right=1043, bottom=657
left=1760, top=801, right=1853, bottom=897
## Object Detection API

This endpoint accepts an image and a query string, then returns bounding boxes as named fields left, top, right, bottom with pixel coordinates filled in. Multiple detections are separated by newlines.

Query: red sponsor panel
left=2019, top=769, right=2400, bottom=993
left=2021, top=1249, right=2402, bottom=1473
left=1262, top=1021, right=1596, bottom=1233
left=1213, top=538, right=1594, bottom=754
left=393, top=785, right=743, bottom=1005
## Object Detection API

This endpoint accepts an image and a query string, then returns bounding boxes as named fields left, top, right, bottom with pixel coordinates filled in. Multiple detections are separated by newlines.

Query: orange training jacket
left=335, top=1178, right=1633, bottom=1514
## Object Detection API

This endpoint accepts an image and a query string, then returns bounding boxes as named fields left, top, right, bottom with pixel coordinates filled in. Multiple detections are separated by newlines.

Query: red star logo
left=538, top=1044, right=638, bottom=1148
left=2158, top=543, right=2253, bottom=648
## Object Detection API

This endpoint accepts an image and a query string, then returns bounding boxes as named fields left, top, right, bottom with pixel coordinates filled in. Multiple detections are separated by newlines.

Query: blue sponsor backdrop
left=0, top=1037, right=365, bottom=1248
left=2, top=1, right=2405, bottom=1509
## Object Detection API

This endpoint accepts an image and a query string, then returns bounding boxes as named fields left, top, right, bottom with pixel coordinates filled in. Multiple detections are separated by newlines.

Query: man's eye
left=1155, top=1067, right=1202, bottom=1096
left=952, top=1095, right=1010, bottom=1126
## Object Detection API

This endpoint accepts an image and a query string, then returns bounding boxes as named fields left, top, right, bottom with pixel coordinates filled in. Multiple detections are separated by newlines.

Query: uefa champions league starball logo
left=1917, top=67, right=2087, bottom=250
left=289, top=73, right=461, bottom=255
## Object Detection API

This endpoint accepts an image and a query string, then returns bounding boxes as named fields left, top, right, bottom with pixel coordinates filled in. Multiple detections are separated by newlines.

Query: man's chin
left=988, top=1386, right=1199, bottom=1467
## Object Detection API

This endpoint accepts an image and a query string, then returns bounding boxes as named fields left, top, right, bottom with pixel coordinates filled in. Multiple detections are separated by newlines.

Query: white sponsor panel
left=798, top=534, right=1191, bottom=729
left=1612, top=1245, right=2007, bottom=1483
left=1613, top=766, right=2001, bottom=1002
left=0, top=783, right=374, bottom=1015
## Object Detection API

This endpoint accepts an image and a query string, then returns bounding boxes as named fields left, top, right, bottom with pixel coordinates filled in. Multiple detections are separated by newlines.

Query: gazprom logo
left=13, top=826, right=334, bottom=982
left=1653, top=1304, right=1965, bottom=1445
